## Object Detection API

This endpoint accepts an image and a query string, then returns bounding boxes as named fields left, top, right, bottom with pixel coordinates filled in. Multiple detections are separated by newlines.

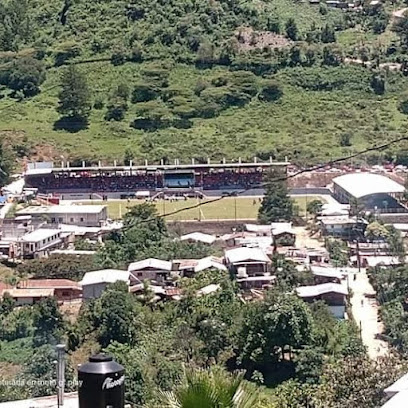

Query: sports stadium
left=24, top=159, right=289, bottom=200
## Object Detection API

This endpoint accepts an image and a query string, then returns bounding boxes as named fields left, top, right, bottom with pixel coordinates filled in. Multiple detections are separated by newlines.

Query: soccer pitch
left=85, top=196, right=318, bottom=221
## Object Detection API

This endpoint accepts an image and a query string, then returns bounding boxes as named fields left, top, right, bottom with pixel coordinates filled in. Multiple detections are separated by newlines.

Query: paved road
left=348, top=269, right=389, bottom=359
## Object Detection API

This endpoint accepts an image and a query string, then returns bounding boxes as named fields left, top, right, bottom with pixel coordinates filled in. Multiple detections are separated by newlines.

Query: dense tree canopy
left=258, top=170, right=294, bottom=223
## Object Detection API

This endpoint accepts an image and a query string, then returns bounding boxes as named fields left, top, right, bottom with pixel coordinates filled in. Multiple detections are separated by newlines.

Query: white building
left=332, top=173, right=405, bottom=212
left=80, top=269, right=130, bottom=299
left=17, top=205, right=108, bottom=227
left=128, top=258, right=172, bottom=285
left=19, top=228, right=63, bottom=259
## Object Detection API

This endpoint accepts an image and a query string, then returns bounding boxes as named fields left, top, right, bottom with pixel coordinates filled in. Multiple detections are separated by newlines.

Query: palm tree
left=159, top=367, right=260, bottom=408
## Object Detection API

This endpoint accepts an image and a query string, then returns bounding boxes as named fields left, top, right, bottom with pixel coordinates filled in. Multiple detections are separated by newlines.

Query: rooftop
left=333, top=173, right=404, bottom=199
left=17, top=205, right=106, bottom=215
left=197, top=283, right=221, bottom=296
left=128, top=258, right=172, bottom=272
left=3, top=288, right=55, bottom=298
left=80, top=269, right=129, bottom=286
left=20, top=229, right=61, bottom=243
left=18, top=279, right=81, bottom=290
left=225, top=247, right=271, bottom=264
left=309, top=266, right=345, bottom=279
left=180, top=232, right=216, bottom=245
left=296, top=283, right=348, bottom=298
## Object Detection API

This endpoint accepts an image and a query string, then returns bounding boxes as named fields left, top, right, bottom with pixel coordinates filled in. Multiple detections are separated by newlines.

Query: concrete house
left=1, top=288, right=55, bottom=306
left=127, top=258, right=172, bottom=285
left=80, top=269, right=130, bottom=300
left=296, top=283, right=348, bottom=318
left=17, top=279, right=82, bottom=301
left=17, top=205, right=107, bottom=227
left=18, top=229, right=63, bottom=259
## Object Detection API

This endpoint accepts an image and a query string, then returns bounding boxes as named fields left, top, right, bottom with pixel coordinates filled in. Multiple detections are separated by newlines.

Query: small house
left=225, top=247, right=271, bottom=276
left=296, top=283, right=348, bottom=318
left=2, top=288, right=55, bottom=306
left=80, top=269, right=130, bottom=300
left=18, top=229, right=63, bottom=259
left=17, top=279, right=82, bottom=301
left=128, top=258, right=172, bottom=285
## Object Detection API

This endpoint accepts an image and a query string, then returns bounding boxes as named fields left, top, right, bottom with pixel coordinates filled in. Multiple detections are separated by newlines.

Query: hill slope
left=0, top=0, right=407, bottom=165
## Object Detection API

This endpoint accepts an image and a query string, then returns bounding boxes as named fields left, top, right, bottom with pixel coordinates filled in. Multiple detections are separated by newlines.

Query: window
left=70, top=218, right=74, bottom=222
left=58, top=217, right=63, bottom=223
left=137, top=272, right=143, bottom=277
left=80, top=217, right=84, bottom=222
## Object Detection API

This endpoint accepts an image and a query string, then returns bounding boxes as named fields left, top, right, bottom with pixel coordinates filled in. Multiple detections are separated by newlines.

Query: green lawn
left=86, top=196, right=325, bottom=221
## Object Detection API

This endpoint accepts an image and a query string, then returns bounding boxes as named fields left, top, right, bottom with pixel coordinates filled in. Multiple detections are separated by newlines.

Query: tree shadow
left=53, top=116, right=88, bottom=133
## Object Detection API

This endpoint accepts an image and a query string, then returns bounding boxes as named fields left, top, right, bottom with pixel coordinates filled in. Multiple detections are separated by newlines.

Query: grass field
left=87, top=196, right=322, bottom=221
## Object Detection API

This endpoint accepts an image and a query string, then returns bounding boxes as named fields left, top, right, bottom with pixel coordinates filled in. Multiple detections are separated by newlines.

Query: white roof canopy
left=296, top=283, right=348, bottom=298
left=128, top=258, right=172, bottom=272
left=80, top=269, right=129, bottom=285
left=225, top=247, right=271, bottom=264
left=333, top=173, right=404, bottom=199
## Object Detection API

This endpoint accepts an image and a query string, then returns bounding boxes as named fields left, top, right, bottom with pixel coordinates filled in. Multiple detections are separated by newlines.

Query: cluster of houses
left=0, top=204, right=119, bottom=260
left=0, top=210, right=351, bottom=318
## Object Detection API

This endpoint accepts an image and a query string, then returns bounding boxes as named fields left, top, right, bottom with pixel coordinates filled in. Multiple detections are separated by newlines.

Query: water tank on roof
left=78, top=354, right=125, bottom=408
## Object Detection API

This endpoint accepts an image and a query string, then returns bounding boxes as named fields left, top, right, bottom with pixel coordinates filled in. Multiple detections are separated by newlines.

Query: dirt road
left=348, top=269, right=389, bottom=359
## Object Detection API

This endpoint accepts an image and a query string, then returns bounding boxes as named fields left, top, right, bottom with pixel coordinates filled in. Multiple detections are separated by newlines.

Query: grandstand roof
left=333, top=173, right=405, bottom=199
left=24, top=160, right=289, bottom=175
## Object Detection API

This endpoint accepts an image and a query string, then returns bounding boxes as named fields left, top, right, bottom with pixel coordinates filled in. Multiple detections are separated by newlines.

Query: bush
left=259, top=80, right=283, bottom=102
left=283, top=66, right=370, bottom=92
left=105, top=98, right=128, bottom=121
left=0, top=57, right=46, bottom=97
left=54, top=41, right=81, bottom=66
left=132, top=83, right=159, bottom=103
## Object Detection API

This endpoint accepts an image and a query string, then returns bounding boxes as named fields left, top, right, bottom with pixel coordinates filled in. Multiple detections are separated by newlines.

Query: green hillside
left=0, top=0, right=408, bottom=165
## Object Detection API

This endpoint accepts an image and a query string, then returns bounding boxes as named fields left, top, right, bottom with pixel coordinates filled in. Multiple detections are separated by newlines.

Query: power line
left=128, top=135, right=408, bottom=225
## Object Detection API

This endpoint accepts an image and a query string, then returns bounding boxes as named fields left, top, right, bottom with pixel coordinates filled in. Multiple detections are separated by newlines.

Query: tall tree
left=32, top=297, right=64, bottom=346
left=258, top=169, right=293, bottom=222
left=238, top=293, right=314, bottom=367
left=97, top=281, right=140, bottom=347
left=285, top=18, right=298, bottom=41
left=57, top=65, right=91, bottom=121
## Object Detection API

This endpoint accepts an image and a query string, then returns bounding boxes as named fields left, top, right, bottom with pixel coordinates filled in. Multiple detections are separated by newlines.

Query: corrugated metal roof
left=128, top=258, right=172, bottom=272
left=18, top=279, right=81, bottom=290
left=17, top=205, right=106, bottom=215
left=296, top=283, right=348, bottom=298
left=333, top=173, right=404, bottom=199
left=20, top=229, right=61, bottom=243
left=180, top=232, right=216, bottom=244
left=80, top=269, right=129, bottom=286
left=3, top=288, right=55, bottom=298
left=225, top=247, right=270, bottom=264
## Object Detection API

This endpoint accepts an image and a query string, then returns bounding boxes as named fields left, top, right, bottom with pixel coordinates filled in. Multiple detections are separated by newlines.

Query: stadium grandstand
left=24, top=159, right=289, bottom=199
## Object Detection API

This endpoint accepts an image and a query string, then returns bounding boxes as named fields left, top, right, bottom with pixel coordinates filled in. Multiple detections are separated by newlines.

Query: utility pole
left=56, top=344, right=65, bottom=407
left=234, top=196, right=237, bottom=222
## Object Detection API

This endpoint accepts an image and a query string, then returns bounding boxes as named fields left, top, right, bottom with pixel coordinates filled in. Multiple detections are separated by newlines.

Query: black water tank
left=78, top=354, right=125, bottom=408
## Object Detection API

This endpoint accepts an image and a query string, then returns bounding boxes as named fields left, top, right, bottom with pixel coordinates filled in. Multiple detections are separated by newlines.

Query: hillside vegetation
left=0, top=0, right=408, bottom=164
